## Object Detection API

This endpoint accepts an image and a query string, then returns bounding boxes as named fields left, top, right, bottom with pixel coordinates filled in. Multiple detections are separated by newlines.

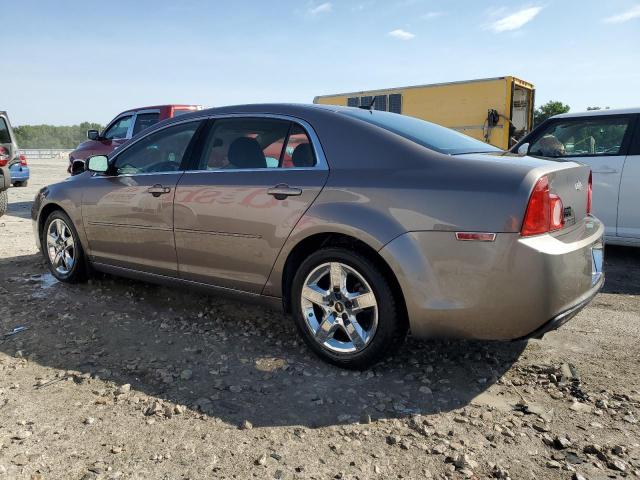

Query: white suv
left=514, top=108, right=640, bottom=246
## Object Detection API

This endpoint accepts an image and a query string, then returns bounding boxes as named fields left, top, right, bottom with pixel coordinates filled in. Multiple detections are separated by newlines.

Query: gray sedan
left=32, top=104, right=604, bottom=368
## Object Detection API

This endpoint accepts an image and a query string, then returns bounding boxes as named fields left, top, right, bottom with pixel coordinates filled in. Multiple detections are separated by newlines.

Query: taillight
left=586, top=171, right=593, bottom=215
left=521, top=176, right=565, bottom=236
left=19, top=154, right=27, bottom=166
left=0, top=146, right=8, bottom=167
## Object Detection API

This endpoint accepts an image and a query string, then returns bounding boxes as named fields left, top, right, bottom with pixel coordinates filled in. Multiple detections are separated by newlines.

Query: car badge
left=575, top=180, right=583, bottom=191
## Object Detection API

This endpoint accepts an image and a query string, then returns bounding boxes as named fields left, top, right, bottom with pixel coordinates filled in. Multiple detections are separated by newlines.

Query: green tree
left=533, top=101, right=570, bottom=126
left=13, top=122, right=103, bottom=149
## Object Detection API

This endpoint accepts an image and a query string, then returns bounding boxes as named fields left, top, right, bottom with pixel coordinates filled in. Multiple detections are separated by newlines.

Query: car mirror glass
left=87, top=129, right=100, bottom=141
left=517, top=142, right=530, bottom=156
left=86, top=155, right=109, bottom=174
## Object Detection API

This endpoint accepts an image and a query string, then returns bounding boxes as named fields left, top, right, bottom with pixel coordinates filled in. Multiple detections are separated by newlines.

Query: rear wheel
left=0, top=190, right=7, bottom=217
left=42, top=210, right=87, bottom=283
left=291, top=247, right=407, bottom=369
left=13, top=180, right=28, bottom=187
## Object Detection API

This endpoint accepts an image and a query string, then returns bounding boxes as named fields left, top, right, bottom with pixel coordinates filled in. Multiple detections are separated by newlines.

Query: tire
left=42, top=210, right=88, bottom=283
left=0, top=190, right=7, bottom=218
left=13, top=180, right=28, bottom=187
left=291, top=247, right=407, bottom=369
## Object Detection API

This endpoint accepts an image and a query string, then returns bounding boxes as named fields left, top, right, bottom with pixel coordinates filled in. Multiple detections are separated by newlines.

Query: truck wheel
left=0, top=190, right=7, bottom=218
left=13, top=180, right=28, bottom=187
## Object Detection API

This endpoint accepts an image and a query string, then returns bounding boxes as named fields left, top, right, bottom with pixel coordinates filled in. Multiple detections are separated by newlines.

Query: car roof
left=119, top=104, right=202, bottom=115
left=552, top=107, right=640, bottom=119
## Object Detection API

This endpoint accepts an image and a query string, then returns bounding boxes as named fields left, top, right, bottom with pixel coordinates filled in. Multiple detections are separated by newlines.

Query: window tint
left=113, top=121, right=200, bottom=175
left=132, top=112, right=160, bottom=136
left=529, top=117, right=631, bottom=158
left=198, top=118, right=290, bottom=170
left=341, top=109, right=501, bottom=155
left=282, top=124, right=316, bottom=168
left=0, top=118, right=11, bottom=143
left=103, top=115, right=133, bottom=140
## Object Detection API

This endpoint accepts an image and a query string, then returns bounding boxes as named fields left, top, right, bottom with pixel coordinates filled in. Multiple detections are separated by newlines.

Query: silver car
left=32, top=104, right=604, bottom=368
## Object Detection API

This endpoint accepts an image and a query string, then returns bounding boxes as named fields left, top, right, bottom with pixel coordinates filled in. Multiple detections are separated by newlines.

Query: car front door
left=82, top=120, right=203, bottom=276
left=527, top=115, right=635, bottom=238
left=617, top=116, right=640, bottom=240
left=174, top=116, right=329, bottom=293
left=101, top=114, right=135, bottom=151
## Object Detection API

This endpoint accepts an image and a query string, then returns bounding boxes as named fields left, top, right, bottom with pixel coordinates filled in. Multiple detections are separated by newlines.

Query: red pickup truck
left=68, top=104, right=202, bottom=174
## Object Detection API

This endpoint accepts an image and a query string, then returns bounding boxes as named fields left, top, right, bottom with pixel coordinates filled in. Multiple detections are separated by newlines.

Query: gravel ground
left=0, top=157, right=639, bottom=480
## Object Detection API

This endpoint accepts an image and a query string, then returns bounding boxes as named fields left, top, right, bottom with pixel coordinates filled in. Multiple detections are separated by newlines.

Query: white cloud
left=309, top=2, right=332, bottom=15
left=604, top=5, right=640, bottom=23
left=388, top=29, right=416, bottom=40
left=486, top=6, right=543, bottom=33
left=422, top=11, right=445, bottom=20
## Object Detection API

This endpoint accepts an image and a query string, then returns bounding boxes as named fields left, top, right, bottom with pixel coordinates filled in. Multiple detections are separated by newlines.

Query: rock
left=572, top=474, right=587, bottom=480
left=111, top=446, right=123, bottom=454
left=546, top=460, right=562, bottom=469
left=553, top=436, right=572, bottom=449
left=386, top=435, right=400, bottom=445
left=240, top=420, right=253, bottom=430
left=491, top=464, right=510, bottom=478
left=12, top=430, right=32, bottom=440
left=453, top=416, right=469, bottom=424
left=256, top=454, right=268, bottom=466
left=180, top=369, right=193, bottom=381
left=419, top=386, right=432, bottom=395
left=569, top=401, right=592, bottom=413
left=608, top=458, right=627, bottom=472
left=611, top=445, right=626, bottom=456
left=174, top=405, right=186, bottom=415
left=145, top=401, right=163, bottom=416
left=116, top=384, right=130, bottom=395
left=623, top=414, right=637, bottom=424
left=11, top=453, right=29, bottom=466
left=453, top=454, right=478, bottom=470
left=83, top=417, right=96, bottom=425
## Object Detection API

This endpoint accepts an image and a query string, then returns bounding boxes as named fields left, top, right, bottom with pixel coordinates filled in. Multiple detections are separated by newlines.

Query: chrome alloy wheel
left=46, top=218, right=75, bottom=275
left=301, top=262, right=378, bottom=353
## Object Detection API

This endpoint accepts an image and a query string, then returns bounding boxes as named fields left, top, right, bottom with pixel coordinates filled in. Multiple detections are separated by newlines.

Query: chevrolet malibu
left=32, top=104, right=604, bottom=368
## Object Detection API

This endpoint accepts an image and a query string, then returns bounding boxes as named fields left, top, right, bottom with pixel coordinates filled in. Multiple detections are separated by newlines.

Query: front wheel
left=42, top=210, right=88, bottom=283
left=291, top=247, right=407, bottom=369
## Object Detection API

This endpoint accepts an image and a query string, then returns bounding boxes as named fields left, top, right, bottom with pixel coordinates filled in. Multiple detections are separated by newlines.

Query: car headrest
left=228, top=137, right=266, bottom=169
left=291, top=143, right=314, bottom=167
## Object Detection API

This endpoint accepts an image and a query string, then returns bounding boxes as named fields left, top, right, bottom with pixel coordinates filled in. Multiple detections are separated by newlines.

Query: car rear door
left=82, top=119, right=204, bottom=276
left=527, top=115, right=635, bottom=238
left=173, top=115, right=329, bottom=293
left=617, top=115, right=640, bottom=240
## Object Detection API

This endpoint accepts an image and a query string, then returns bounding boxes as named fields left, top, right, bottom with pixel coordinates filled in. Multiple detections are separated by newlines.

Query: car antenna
left=358, top=96, right=377, bottom=111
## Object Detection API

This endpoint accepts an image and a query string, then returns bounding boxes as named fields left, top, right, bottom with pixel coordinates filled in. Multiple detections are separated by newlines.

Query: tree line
left=13, top=122, right=103, bottom=149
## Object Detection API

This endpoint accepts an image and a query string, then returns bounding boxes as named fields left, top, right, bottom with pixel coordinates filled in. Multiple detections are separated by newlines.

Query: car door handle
left=147, top=184, right=172, bottom=197
left=592, top=167, right=618, bottom=174
left=268, top=184, right=302, bottom=200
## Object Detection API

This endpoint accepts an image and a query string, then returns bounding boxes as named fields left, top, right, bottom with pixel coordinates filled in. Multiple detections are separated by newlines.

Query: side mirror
left=517, top=142, right=530, bottom=156
left=87, top=129, right=100, bottom=141
left=86, top=155, right=109, bottom=174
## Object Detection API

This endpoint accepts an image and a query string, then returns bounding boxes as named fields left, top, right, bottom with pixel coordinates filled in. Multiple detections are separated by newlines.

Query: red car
left=68, top=104, right=202, bottom=174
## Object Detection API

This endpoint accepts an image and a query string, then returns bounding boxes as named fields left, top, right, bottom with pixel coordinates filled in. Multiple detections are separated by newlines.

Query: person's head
left=538, top=135, right=566, bottom=157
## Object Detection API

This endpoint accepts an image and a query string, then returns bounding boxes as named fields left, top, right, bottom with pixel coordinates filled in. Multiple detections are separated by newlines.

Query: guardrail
left=20, top=149, right=72, bottom=160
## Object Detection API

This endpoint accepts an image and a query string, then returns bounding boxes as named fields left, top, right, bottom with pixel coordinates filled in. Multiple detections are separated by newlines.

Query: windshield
left=341, top=108, right=501, bottom=155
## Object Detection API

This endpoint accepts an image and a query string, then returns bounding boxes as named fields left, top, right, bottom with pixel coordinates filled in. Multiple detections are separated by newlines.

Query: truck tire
left=0, top=190, right=7, bottom=218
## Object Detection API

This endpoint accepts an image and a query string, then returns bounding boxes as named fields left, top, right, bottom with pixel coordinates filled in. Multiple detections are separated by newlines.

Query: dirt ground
left=0, top=157, right=639, bottom=480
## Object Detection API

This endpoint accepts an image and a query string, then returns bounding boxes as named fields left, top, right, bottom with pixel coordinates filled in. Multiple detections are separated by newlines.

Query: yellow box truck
left=313, top=76, right=535, bottom=150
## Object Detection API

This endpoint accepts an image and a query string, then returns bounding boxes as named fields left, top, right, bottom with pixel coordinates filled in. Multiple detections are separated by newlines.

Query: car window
left=198, top=118, right=291, bottom=170
left=340, top=108, right=501, bottom=155
left=0, top=118, right=11, bottom=143
left=103, top=115, right=133, bottom=140
left=113, top=121, right=200, bottom=175
left=281, top=124, right=316, bottom=168
left=132, top=112, right=160, bottom=136
left=529, top=117, right=631, bottom=158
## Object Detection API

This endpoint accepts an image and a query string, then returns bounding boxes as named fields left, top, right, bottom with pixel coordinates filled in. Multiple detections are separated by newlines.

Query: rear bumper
left=379, top=217, right=605, bottom=340
left=10, top=165, right=29, bottom=181
left=519, top=271, right=604, bottom=339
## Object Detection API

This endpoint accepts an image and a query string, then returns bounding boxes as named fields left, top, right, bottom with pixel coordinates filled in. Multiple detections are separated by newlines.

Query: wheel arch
left=280, top=232, right=408, bottom=327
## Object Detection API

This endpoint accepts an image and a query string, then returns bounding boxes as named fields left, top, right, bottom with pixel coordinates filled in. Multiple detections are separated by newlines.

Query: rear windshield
left=0, top=118, right=12, bottom=143
left=341, top=108, right=501, bottom=155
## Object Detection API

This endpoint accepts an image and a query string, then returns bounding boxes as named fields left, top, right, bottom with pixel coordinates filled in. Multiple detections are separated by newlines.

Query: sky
left=2, top=0, right=640, bottom=125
